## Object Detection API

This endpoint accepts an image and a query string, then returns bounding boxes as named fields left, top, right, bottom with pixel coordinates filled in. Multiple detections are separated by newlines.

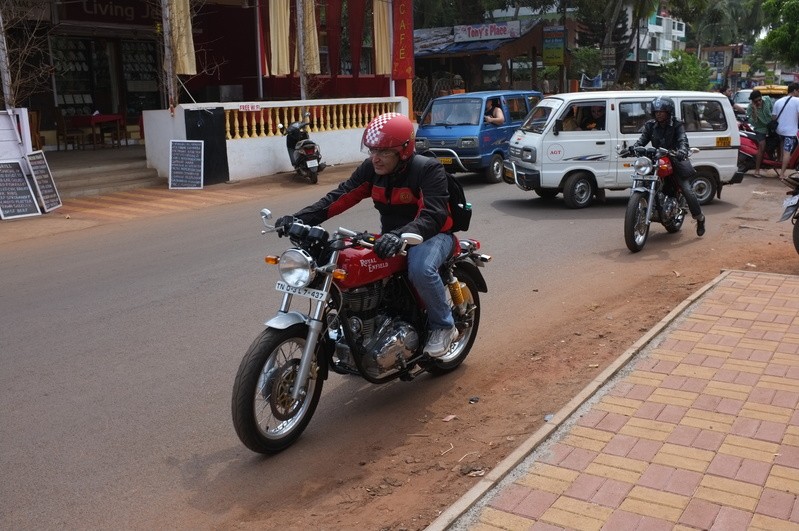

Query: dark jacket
left=633, top=116, right=690, bottom=153
left=294, top=154, right=453, bottom=238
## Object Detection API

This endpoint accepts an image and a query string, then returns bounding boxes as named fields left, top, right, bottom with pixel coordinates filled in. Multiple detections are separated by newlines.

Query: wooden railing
left=219, top=98, right=403, bottom=140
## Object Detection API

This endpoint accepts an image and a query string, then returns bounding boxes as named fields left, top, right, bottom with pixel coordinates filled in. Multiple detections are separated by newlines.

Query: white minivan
left=503, top=90, right=743, bottom=208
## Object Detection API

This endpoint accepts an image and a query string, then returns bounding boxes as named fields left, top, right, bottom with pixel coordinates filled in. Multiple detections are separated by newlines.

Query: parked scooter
left=279, top=112, right=326, bottom=184
left=738, top=123, right=799, bottom=176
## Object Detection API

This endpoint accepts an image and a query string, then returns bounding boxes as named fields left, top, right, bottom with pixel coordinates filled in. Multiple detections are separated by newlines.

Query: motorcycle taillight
left=656, top=156, right=673, bottom=177
left=304, top=147, right=316, bottom=155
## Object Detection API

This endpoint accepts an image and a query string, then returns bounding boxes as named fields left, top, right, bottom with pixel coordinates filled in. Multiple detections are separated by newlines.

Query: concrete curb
left=425, top=269, right=734, bottom=530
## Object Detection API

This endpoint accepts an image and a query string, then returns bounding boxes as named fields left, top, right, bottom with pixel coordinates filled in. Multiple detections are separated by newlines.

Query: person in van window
left=274, top=113, right=459, bottom=359
left=746, top=89, right=774, bottom=178
left=629, top=96, right=706, bottom=237
left=772, top=82, right=799, bottom=180
left=580, top=105, right=606, bottom=131
left=484, top=98, right=505, bottom=125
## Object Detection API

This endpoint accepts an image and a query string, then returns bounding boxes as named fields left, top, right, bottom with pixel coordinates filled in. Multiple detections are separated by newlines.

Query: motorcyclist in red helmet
left=630, top=96, right=706, bottom=236
left=275, top=112, right=460, bottom=358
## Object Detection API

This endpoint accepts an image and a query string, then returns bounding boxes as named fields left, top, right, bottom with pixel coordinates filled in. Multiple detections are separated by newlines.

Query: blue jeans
left=407, top=233, right=455, bottom=330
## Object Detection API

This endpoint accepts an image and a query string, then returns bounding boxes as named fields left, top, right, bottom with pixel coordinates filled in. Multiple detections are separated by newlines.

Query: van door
left=543, top=101, right=612, bottom=188
left=616, top=99, right=653, bottom=187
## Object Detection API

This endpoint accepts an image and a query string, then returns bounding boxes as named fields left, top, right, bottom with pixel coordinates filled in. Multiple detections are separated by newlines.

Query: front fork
left=632, top=178, right=658, bottom=226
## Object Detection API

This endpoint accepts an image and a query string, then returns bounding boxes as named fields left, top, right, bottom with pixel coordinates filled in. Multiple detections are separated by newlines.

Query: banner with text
left=453, top=21, right=521, bottom=42
left=392, top=0, right=414, bottom=79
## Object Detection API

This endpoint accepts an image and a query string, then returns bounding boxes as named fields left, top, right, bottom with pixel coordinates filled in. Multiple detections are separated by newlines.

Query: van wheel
left=484, top=154, right=504, bottom=184
left=562, top=173, right=595, bottom=209
left=534, top=188, right=558, bottom=200
left=691, top=172, right=716, bottom=205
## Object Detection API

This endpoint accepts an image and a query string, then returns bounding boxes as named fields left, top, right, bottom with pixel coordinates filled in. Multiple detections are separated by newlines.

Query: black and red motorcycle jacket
left=292, top=154, right=454, bottom=239
left=633, top=116, right=690, bottom=154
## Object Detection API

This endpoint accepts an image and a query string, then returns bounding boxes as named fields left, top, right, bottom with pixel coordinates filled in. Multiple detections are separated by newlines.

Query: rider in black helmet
left=630, top=96, right=706, bottom=237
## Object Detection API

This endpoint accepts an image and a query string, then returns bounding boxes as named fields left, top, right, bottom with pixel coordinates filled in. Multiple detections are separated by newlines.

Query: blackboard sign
left=0, top=160, right=41, bottom=220
left=169, top=140, right=204, bottom=189
left=26, top=151, right=62, bottom=212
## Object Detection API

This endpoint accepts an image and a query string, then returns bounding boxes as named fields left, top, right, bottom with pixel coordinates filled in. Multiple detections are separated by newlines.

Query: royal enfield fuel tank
left=334, top=246, right=406, bottom=289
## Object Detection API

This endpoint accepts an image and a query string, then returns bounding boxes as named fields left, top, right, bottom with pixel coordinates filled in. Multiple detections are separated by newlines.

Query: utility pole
left=160, top=0, right=177, bottom=114
left=0, top=9, right=13, bottom=108
left=296, top=0, right=307, bottom=100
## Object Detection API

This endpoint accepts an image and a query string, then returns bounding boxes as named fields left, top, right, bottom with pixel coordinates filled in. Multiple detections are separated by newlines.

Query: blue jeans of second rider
left=407, top=232, right=455, bottom=330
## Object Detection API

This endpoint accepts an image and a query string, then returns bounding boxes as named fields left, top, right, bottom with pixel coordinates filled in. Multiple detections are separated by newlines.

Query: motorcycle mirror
left=690, top=147, right=700, bottom=154
left=260, top=208, right=272, bottom=226
left=304, top=111, right=311, bottom=118
left=277, top=123, right=284, bottom=130
left=401, top=233, right=423, bottom=246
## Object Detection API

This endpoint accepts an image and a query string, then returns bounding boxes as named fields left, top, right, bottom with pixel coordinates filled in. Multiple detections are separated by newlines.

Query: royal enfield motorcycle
left=622, top=146, right=699, bottom=252
left=231, top=209, right=491, bottom=454
left=279, top=113, right=326, bottom=184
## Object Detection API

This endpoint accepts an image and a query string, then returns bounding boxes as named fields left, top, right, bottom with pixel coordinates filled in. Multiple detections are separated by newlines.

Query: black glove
left=628, top=145, right=638, bottom=157
left=274, top=215, right=298, bottom=236
left=675, top=149, right=688, bottom=161
left=374, top=232, right=402, bottom=259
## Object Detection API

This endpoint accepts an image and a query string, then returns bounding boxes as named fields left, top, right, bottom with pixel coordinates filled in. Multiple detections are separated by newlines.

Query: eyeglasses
left=367, top=148, right=397, bottom=158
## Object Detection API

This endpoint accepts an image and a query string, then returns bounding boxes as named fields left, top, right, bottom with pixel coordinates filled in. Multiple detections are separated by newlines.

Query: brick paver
left=458, top=271, right=799, bottom=531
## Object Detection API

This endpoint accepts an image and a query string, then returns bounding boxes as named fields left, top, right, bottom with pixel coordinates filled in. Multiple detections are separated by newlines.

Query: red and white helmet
left=361, top=112, right=415, bottom=160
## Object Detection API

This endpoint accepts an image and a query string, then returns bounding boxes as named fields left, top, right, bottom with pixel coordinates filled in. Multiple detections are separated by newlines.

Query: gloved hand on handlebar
left=275, top=215, right=299, bottom=236
left=627, top=145, right=638, bottom=157
left=374, top=232, right=402, bottom=259
left=675, top=148, right=689, bottom=161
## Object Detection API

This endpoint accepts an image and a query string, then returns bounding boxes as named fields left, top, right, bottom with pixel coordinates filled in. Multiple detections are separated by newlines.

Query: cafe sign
left=60, top=0, right=159, bottom=26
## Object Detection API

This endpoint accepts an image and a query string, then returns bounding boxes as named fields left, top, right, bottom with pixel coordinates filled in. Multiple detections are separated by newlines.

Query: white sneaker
left=424, top=326, right=459, bottom=358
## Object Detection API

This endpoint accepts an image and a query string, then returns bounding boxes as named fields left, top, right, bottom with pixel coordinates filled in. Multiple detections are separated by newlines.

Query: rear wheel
left=691, top=172, right=716, bottom=205
left=624, top=191, right=650, bottom=252
left=664, top=195, right=688, bottom=233
left=563, top=173, right=595, bottom=209
left=428, top=269, right=481, bottom=376
left=484, top=153, right=504, bottom=183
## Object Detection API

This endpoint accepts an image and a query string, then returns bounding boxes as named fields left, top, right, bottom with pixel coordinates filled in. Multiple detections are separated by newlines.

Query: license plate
left=504, top=167, right=514, bottom=177
left=275, top=281, right=327, bottom=300
left=305, top=159, right=318, bottom=168
left=716, top=136, right=731, bottom=147
left=438, top=157, right=453, bottom=165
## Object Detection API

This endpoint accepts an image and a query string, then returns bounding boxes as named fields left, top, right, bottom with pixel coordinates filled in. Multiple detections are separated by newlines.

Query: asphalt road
left=0, top=172, right=783, bottom=528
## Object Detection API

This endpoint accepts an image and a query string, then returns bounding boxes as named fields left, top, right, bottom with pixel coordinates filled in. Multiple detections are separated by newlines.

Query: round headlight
left=632, top=156, right=653, bottom=176
left=278, top=249, right=315, bottom=288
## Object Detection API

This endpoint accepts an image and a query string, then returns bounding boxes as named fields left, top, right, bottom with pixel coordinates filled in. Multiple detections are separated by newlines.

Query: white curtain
left=373, top=0, right=391, bottom=75
left=171, top=0, right=196, bottom=75
left=270, top=0, right=290, bottom=76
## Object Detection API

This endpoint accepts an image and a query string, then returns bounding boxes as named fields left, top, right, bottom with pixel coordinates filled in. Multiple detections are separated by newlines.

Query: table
left=69, top=114, right=124, bottom=149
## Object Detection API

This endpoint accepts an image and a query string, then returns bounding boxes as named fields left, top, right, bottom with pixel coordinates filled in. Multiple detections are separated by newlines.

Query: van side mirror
left=554, top=119, right=563, bottom=135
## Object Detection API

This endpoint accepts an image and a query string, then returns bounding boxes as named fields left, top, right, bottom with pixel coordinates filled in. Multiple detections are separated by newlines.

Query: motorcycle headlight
left=278, top=249, right=315, bottom=288
left=632, top=156, right=653, bottom=176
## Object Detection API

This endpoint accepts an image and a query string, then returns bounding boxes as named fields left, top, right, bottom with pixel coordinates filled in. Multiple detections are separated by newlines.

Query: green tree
left=761, top=0, right=799, bottom=66
left=660, top=50, right=712, bottom=90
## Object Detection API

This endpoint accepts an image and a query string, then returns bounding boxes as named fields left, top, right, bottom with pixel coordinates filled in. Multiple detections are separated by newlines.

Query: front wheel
left=664, top=195, right=688, bottom=233
left=563, top=173, right=595, bottom=209
left=428, top=269, right=481, bottom=375
left=484, top=153, right=504, bottom=184
left=231, top=324, right=324, bottom=454
left=692, top=172, right=717, bottom=205
left=624, top=191, right=650, bottom=253
left=793, top=220, right=799, bottom=256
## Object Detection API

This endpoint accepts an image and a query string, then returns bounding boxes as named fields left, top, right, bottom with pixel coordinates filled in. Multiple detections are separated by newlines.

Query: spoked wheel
left=664, top=195, right=688, bottom=233
left=231, top=324, right=324, bottom=454
left=624, top=191, right=650, bottom=253
left=427, top=270, right=481, bottom=375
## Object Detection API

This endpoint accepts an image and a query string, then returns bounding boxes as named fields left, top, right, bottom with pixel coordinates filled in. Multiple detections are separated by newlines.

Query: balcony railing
left=211, top=98, right=403, bottom=140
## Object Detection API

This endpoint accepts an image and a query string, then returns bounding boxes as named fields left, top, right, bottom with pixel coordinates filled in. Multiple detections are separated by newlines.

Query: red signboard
left=392, top=0, right=414, bottom=79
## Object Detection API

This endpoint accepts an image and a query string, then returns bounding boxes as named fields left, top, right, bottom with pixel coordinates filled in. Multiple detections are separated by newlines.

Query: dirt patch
left=243, top=199, right=799, bottom=530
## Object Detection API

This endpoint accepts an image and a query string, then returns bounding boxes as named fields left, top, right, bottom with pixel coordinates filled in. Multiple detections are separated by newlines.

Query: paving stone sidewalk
left=431, top=270, right=799, bottom=531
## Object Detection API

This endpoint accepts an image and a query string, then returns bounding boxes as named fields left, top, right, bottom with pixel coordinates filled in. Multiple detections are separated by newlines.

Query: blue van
left=415, top=90, right=542, bottom=183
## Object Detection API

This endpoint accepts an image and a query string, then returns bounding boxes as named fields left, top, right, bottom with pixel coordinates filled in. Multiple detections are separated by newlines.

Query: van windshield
left=520, top=103, right=555, bottom=133
left=421, top=98, right=483, bottom=126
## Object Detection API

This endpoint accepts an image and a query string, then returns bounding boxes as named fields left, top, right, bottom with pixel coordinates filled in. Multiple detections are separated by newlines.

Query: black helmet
left=651, top=96, right=675, bottom=117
